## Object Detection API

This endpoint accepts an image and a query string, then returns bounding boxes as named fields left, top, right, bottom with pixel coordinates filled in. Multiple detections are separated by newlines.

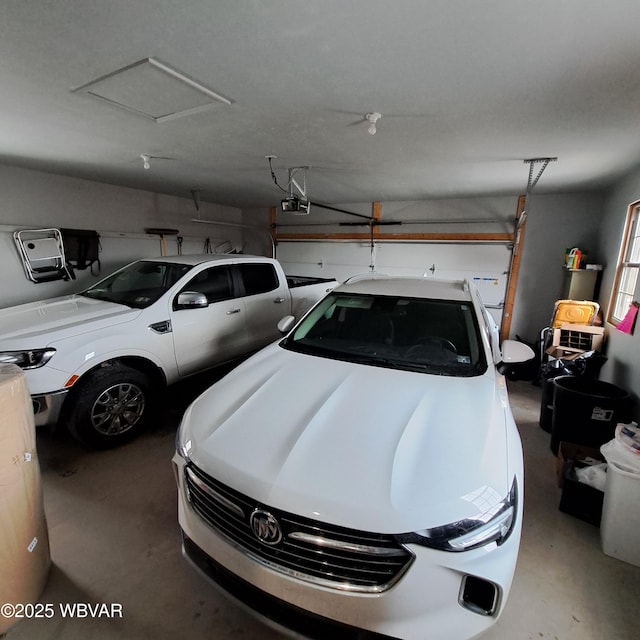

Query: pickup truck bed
left=286, top=275, right=336, bottom=287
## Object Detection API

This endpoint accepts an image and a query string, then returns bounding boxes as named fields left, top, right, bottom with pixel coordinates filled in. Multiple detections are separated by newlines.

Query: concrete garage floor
left=4, top=372, right=640, bottom=640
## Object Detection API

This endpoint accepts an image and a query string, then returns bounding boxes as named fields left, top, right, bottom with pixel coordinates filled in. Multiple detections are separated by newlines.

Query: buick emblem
left=250, top=509, right=282, bottom=546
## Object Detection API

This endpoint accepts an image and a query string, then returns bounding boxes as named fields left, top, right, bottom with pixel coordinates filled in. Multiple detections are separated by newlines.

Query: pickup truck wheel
left=66, top=365, right=151, bottom=449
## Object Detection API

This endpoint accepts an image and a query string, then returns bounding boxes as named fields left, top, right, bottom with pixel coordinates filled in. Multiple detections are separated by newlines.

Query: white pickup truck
left=0, top=254, right=337, bottom=448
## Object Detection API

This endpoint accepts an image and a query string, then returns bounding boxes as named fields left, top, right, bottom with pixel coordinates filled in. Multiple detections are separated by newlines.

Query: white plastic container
left=600, top=458, right=640, bottom=567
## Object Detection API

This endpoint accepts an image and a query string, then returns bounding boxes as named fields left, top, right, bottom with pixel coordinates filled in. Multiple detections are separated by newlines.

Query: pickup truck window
left=282, top=293, right=486, bottom=377
left=81, top=261, right=192, bottom=309
left=179, top=265, right=235, bottom=304
left=238, top=263, right=279, bottom=296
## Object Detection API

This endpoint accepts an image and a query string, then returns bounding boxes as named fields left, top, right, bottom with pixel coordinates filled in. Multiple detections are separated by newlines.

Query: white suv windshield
left=283, top=293, right=487, bottom=376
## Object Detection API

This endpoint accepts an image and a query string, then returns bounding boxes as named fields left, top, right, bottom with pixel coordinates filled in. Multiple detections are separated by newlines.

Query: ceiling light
left=366, top=112, right=382, bottom=135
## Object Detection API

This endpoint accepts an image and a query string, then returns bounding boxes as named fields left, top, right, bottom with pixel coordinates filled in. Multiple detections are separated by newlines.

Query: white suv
left=174, top=276, right=533, bottom=640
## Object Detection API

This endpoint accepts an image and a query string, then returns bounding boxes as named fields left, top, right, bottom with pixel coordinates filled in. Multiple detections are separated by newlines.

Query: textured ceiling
left=2, top=0, right=640, bottom=209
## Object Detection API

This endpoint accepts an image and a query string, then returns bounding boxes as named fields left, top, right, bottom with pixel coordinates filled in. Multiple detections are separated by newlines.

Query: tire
left=66, top=364, right=152, bottom=449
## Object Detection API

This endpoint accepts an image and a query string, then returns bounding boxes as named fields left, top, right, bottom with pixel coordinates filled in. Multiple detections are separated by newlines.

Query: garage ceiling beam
left=275, top=232, right=514, bottom=242
left=273, top=201, right=514, bottom=242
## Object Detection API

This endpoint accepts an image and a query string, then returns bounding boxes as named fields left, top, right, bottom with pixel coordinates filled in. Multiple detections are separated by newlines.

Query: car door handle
left=226, top=308, right=241, bottom=315
left=274, top=297, right=286, bottom=304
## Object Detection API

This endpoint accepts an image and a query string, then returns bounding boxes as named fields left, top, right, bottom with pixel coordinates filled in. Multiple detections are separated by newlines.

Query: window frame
left=608, top=201, right=640, bottom=326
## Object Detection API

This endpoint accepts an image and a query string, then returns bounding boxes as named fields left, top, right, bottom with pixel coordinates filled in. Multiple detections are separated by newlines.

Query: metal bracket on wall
left=513, top=157, right=558, bottom=258
left=522, top=157, right=558, bottom=216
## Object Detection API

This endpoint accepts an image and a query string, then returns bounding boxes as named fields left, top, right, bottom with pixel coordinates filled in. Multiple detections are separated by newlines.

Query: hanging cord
left=176, top=236, right=183, bottom=255
left=203, top=237, right=212, bottom=253
left=268, top=157, right=289, bottom=193
left=191, top=189, right=200, bottom=212
left=369, top=219, right=377, bottom=271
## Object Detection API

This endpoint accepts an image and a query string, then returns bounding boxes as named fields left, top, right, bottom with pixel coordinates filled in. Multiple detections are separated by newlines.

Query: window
left=182, top=266, right=234, bottom=303
left=239, top=263, right=279, bottom=296
left=609, top=202, right=640, bottom=324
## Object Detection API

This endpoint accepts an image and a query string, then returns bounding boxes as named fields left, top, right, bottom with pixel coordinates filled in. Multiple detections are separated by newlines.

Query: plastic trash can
left=600, top=461, right=640, bottom=566
left=550, top=376, right=631, bottom=455
left=600, top=429, right=640, bottom=567
left=539, top=351, right=606, bottom=434
left=539, top=377, right=556, bottom=432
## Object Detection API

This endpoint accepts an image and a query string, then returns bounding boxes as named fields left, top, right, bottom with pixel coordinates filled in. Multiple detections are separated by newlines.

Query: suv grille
left=184, top=463, right=414, bottom=593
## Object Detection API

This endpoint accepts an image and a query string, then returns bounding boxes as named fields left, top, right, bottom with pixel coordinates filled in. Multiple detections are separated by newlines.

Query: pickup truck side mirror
left=176, top=291, right=209, bottom=309
left=278, top=315, right=296, bottom=334
left=497, top=339, right=536, bottom=375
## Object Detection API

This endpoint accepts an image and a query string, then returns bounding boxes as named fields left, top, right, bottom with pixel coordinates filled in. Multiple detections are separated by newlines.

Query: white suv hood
left=184, top=343, right=511, bottom=534
left=0, top=295, right=139, bottom=346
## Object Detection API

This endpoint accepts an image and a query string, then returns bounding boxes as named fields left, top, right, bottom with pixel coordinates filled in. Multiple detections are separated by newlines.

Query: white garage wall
left=510, top=191, right=605, bottom=343
left=0, top=163, right=606, bottom=348
left=0, top=164, right=243, bottom=308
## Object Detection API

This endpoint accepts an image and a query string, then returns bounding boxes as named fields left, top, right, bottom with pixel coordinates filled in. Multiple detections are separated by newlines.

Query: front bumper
left=182, top=532, right=398, bottom=640
left=32, top=389, right=68, bottom=426
left=173, top=453, right=521, bottom=640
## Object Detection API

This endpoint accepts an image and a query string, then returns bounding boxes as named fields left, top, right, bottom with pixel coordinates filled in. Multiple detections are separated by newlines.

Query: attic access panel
left=72, top=58, right=232, bottom=123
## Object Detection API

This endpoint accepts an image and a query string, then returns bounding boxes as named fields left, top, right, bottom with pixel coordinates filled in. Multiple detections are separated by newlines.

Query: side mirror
left=277, top=315, right=296, bottom=334
left=497, top=339, right=536, bottom=374
left=176, top=291, right=208, bottom=309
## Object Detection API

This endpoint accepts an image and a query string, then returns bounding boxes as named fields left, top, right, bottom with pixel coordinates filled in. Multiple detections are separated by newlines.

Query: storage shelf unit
left=563, top=269, right=599, bottom=301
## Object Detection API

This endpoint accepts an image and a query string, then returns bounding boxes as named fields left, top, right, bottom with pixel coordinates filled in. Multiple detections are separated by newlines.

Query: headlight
left=0, top=348, right=56, bottom=369
left=399, top=478, right=518, bottom=552
left=175, top=416, right=192, bottom=462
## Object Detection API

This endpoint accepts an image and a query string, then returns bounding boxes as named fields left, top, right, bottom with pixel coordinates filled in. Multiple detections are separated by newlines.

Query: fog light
left=459, top=575, right=500, bottom=616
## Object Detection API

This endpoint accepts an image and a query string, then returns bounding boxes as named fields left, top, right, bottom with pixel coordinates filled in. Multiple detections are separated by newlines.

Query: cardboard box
left=0, top=365, right=51, bottom=635
left=558, top=461, right=605, bottom=527
left=545, top=347, right=584, bottom=361
left=551, top=323, right=605, bottom=354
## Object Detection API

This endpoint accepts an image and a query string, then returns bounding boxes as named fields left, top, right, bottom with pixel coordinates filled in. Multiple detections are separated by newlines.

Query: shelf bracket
left=522, top=157, right=557, bottom=216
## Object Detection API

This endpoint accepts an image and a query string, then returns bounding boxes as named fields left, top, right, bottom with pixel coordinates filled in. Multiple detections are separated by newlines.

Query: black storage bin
left=550, top=376, right=631, bottom=454
left=539, top=377, right=555, bottom=433
left=558, top=461, right=604, bottom=526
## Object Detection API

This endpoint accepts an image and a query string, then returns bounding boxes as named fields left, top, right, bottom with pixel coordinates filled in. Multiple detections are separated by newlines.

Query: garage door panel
left=276, top=241, right=509, bottom=322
